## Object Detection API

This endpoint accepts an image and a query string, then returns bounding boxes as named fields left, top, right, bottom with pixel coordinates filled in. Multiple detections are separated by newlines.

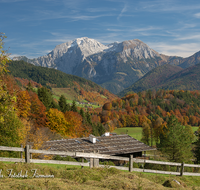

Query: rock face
left=13, top=37, right=110, bottom=74
left=13, top=37, right=180, bottom=94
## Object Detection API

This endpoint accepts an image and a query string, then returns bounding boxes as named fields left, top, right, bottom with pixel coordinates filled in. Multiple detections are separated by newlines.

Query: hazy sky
left=1, top=0, right=200, bottom=58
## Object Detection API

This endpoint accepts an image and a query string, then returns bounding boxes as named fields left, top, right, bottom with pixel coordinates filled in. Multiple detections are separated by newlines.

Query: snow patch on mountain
left=13, top=37, right=163, bottom=83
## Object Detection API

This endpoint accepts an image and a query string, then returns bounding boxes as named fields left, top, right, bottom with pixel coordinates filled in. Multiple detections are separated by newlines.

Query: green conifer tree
left=158, top=115, right=193, bottom=162
left=59, top=95, right=67, bottom=113
left=194, top=133, right=200, bottom=164
left=71, top=100, right=78, bottom=112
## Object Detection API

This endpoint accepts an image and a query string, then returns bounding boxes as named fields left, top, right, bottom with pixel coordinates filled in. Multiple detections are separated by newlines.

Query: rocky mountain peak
left=120, top=39, right=161, bottom=59
left=12, top=37, right=170, bottom=94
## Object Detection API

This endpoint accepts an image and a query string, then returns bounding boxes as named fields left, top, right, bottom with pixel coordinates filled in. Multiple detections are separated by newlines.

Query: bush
left=99, top=160, right=115, bottom=166
left=53, top=155, right=77, bottom=162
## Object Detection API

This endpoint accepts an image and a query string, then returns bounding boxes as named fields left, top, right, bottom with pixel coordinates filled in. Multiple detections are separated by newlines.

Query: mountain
left=8, top=60, right=118, bottom=105
left=13, top=37, right=171, bottom=94
left=118, top=63, right=200, bottom=97
left=118, top=64, right=183, bottom=96
left=13, top=37, right=110, bottom=74
left=158, top=63, right=200, bottom=90
left=13, top=37, right=200, bottom=94
left=178, top=51, right=200, bottom=68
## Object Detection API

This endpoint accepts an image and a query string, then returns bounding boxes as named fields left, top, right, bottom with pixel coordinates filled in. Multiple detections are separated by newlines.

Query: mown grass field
left=113, top=127, right=143, bottom=140
left=52, top=94, right=100, bottom=109
left=113, top=127, right=199, bottom=141
left=0, top=162, right=200, bottom=189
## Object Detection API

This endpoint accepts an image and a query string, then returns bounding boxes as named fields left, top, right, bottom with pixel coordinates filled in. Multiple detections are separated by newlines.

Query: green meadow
left=113, top=127, right=143, bottom=140
left=113, top=126, right=199, bottom=141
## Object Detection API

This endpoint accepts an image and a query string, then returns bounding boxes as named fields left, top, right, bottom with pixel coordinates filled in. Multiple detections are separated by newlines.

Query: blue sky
left=1, top=0, right=200, bottom=58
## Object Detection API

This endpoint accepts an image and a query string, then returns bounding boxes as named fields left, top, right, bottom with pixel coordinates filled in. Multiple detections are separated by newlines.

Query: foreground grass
left=0, top=162, right=200, bottom=189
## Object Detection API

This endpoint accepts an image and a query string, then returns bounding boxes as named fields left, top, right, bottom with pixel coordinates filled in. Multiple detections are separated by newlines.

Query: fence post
left=20, top=144, right=23, bottom=159
left=94, top=157, right=99, bottom=168
left=25, top=145, right=30, bottom=163
left=90, top=158, right=94, bottom=168
left=30, top=145, right=32, bottom=159
left=180, top=162, right=184, bottom=176
left=129, top=154, right=133, bottom=172
left=82, top=150, right=84, bottom=163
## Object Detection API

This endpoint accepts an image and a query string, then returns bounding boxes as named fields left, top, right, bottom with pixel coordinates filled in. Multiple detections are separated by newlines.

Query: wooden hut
left=43, top=133, right=155, bottom=158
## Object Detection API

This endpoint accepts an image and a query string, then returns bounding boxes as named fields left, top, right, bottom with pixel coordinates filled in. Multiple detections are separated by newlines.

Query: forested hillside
left=1, top=73, right=107, bottom=153
left=102, top=89, right=200, bottom=128
left=8, top=60, right=117, bottom=105
left=8, top=60, right=104, bottom=89
left=0, top=33, right=111, bottom=155
left=119, top=63, right=200, bottom=97
left=118, top=64, right=183, bottom=96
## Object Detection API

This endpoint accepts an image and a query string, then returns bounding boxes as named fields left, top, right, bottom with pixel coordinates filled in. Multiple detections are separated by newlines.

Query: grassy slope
left=0, top=162, right=200, bottom=189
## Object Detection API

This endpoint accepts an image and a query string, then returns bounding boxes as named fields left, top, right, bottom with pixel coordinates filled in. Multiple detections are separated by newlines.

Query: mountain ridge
left=13, top=37, right=200, bottom=94
left=8, top=60, right=118, bottom=105
left=118, top=63, right=200, bottom=97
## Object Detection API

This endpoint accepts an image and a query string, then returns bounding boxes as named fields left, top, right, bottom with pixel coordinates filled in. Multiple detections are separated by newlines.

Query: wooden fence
left=0, top=145, right=200, bottom=176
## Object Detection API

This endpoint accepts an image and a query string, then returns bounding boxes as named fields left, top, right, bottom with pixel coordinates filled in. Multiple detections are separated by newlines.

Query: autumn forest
left=1, top=33, right=200, bottom=165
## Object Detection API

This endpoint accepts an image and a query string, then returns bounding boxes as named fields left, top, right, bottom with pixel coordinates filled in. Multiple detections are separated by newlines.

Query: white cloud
left=148, top=42, right=200, bottom=58
left=194, top=12, right=200, bottom=18
left=117, top=3, right=128, bottom=20
left=175, top=34, right=200, bottom=41
left=0, top=0, right=25, bottom=2
left=87, top=7, right=117, bottom=13
left=17, top=7, right=114, bottom=22
left=131, top=26, right=162, bottom=32
left=138, top=1, right=200, bottom=13
left=9, top=54, right=23, bottom=59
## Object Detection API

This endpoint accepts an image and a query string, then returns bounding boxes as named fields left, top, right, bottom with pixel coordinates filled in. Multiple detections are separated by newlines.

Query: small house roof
left=43, top=134, right=155, bottom=156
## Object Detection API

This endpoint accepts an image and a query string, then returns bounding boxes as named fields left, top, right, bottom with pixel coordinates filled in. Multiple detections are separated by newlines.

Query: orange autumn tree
left=65, top=111, right=90, bottom=138
left=16, top=90, right=31, bottom=118
left=28, top=91, right=47, bottom=128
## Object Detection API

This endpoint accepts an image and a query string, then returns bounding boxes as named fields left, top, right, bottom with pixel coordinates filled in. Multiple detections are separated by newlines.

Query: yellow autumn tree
left=29, top=127, right=52, bottom=159
left=0, top=33, right=14, bottom=122
left=153, top=117, right=164, bottom=144
left=141, top=121, right=151, bottom=145
left=46, top=108, right=69, bottom=136
left=0, top=33, right=24, bottom=150
left=19, top=119, right=52, bottom=159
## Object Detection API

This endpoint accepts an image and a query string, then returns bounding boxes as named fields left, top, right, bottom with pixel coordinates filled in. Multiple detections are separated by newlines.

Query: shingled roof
left=43, top=134, right=155, bottom=156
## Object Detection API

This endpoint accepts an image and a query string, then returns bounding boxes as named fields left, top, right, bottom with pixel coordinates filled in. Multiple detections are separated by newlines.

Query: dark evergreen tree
left=37, top=87, right=53, bottom=110
left=85, top=111, right=92, bottom=125
left=194, top=133, right=200, bottom=164
left=138, top=97, right=143, bottom=105
left=37, top=87, right=59, bottom=110
left=59, top=95, right=68, bottom=113
left=158, top=115, right=193, bottom=162
left=97, top=122, right=105, bottom=136
left=26, top=81, right=33, bottom=92
left=51, top=99, right=60, bottom=110
left=79, top=108, right=85, bottom=118
left=71, top=100, right=78, bottom=112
